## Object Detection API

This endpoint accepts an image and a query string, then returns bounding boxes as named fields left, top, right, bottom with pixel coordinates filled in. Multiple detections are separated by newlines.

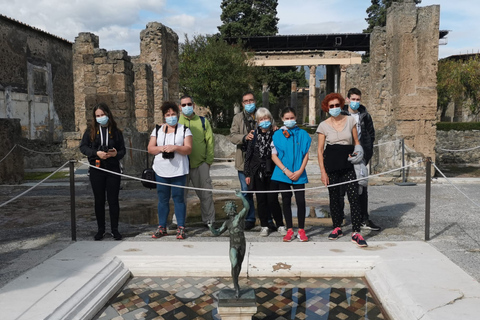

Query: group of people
left=79, top=87, right=380, bottom=247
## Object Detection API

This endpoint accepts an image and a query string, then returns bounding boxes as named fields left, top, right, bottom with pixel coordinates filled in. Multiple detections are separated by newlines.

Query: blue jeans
left=155, top=173, right=187, bottom=228
left=238, top=171, right=256, bottom=222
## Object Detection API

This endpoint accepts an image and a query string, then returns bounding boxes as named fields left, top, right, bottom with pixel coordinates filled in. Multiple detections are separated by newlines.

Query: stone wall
left=0, top=119, right=24, bottom=184
left=344, top=1, right=440, bottom=177
left=66, top=24, right=180, bottom=175
left=436, top=130, right=480, bottom=164
left=0, top=15, right=74, bottom=142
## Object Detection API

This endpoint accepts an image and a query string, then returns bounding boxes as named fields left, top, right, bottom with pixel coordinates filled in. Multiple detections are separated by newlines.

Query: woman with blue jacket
left=271, top=107, right=311, bottom=242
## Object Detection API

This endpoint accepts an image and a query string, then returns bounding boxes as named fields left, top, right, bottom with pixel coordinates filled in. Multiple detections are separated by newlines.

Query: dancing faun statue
left=209, top=190, right=249, bottom=298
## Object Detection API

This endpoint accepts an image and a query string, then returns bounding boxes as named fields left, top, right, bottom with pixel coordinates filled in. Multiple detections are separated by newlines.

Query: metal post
left=69, top=160, right=77, bottom=241
left=425, top=157, right=431, bottom=241
left=395, top=138, right=417, bottom=186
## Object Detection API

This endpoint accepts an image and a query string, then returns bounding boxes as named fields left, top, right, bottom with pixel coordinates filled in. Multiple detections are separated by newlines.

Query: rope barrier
left=432, top=163, right=480, bottom=209
left=437, top=146, right=480, bottom=152
left=0, top=160, right=71, bottom=208
left=373, top=139, right=401, bottom=147
left=0, top=145, right=17, bottom=163
left=78, top=159, right=423, bottom=194
left=16, top=144, right=62, bottom=155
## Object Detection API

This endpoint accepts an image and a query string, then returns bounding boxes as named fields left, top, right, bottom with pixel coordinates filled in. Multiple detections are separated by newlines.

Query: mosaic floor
left=95, top=277, right=386, bottom=320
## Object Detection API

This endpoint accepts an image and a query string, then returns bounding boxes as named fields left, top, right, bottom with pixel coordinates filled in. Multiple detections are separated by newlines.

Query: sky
left=1, top=0, right=479, bottom=59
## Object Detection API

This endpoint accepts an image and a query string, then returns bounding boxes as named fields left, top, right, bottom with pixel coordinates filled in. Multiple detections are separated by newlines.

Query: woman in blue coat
left=271, top=107, right=311, bottom=242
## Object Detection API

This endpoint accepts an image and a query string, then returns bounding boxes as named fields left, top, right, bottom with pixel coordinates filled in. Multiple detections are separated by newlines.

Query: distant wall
left=436, top=130, right=480, bottom=164
left=0, top=15, right=74, bottom=142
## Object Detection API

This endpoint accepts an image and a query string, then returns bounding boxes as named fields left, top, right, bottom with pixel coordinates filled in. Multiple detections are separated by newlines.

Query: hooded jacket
left=342, top=104, right=375, bottom=164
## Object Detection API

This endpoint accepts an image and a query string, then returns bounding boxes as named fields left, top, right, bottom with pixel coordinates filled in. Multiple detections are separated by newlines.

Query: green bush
left=436, top=122, right=480, bottom=131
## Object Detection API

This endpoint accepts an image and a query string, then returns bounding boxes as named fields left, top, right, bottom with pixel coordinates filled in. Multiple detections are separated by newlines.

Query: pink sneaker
left=297, top=229, right=308, bottom=242
left=283, top=229, right=295, bottom=242
left=352, top=233, right=368, bottom=247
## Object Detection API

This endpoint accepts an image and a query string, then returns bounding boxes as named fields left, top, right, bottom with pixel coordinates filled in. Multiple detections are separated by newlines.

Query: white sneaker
left=259, top=227, right=269, bottom=237
left=277, top=226, right=287, bottom=236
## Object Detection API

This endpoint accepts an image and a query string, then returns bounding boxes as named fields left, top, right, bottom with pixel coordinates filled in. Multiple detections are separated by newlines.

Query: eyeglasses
left=181, top=103, right=193, bottom=107
left=243, top=99, right=255, bottom=104
left=328, top=103, right=341, bottom=108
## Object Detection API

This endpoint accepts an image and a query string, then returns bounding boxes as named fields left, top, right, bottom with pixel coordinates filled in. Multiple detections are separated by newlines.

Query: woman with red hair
left=316, top=93, right=368, bottom=247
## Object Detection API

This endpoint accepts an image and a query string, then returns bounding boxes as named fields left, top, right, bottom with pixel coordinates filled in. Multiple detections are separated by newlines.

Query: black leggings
left=89, top=167, right=121, bottom=232
left=277, top=182, right=306, bottom=229
left=328, top=169, right=362, bottom=232
left=253, top=174, right=284, bottom=227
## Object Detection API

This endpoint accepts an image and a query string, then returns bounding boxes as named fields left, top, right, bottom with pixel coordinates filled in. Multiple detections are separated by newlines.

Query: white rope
left=432, top=163, right=480, bottom=209
left=17, top=144, right=62, bottom=155
left=125, top=147, right=234, bottom=161
left=0, top=161, right=71, bottom=208
left=373, top=139, right=401, bottom=147
left=437, top=146, right=480, bottom=152
left=79, top=159, right=423, bottom=194
left=0, top=144, right=17, bottom=163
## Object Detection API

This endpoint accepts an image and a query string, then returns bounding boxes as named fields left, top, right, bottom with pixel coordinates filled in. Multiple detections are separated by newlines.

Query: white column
left=309, top=65, right=317, bottom=125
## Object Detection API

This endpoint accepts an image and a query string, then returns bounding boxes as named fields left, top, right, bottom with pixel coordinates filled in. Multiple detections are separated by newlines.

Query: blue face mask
left=182, top=106, right=194, bottom=117
left=165, top=116, right=178, bottom=126
left=244, top=103, right=256, bottom=114
left=284, top=120, right=296, bottom=128
left=259, top=120, right=271, bottom=129
left=329, top=107, right=341, bottom=117
left=96, top=115, right=109, bottom=126
left=350, top=101, right=360, bottom=111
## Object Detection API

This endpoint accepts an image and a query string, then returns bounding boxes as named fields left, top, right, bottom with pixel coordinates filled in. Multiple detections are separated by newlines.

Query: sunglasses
left=243, top=99, right=255, bottom=104
left=181, top=103, right=193, bottom=107
left=328, top=103, right=341, bottom=108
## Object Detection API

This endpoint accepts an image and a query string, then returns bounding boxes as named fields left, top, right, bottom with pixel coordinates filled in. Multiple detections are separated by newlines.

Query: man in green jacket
left=178, top=95, right=216, bottom=226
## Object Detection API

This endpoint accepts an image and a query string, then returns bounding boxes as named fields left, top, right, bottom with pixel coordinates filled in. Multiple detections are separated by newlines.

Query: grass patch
left=24, top=171, right=70, bottom=180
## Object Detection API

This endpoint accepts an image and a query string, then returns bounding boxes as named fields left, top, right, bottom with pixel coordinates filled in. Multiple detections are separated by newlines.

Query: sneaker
left=277, top=226, right=288, bottom=236
left=152, top=226, right=167, bottom=238
left=268, top=222, right=277, bottom=232
left=283, top=229, right=295, bottom=242
left=328, top=227, right=343, bottom=240
left=352, top=233, right=368, bottom=247
left=297, top=229, right=308, bottom=242
left=94, top=230, right=105, bottom=241
left=176, top=226, right=186, bottom=240
left=112, top=230, right=122, bottom=240
left=361, top=219, right=381, bottom=231
left=244, top=220, right=255, bottom=230
left=259, top=227, right=269, bottom=237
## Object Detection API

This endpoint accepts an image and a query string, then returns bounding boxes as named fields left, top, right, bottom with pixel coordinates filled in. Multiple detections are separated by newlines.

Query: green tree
left=179, top=34, right=259, bottom=127
left=437, top=57, right=480, bottom=118
left=218, top=0, right=279, bottom=37
left=364, top=0, right=422, bottom=33
left=218, top=0, right=307, bottom=103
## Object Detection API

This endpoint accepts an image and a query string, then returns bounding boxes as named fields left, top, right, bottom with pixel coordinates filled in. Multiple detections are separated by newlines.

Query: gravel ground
left=1, top=161, right=480, bottom=289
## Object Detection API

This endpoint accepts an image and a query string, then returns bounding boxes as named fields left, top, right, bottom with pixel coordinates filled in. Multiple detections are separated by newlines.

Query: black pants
left=89, top=167, right=121, bottom=232
left=253, top=174, right=284, bottom=227
left=278, top=182, right=306, bottom=229
left=340, top=184, right=369, bottom=221
left=328, top=169, right=362, bottom=232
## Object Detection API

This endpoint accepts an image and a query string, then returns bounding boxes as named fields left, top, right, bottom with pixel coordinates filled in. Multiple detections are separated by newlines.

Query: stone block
left=97, top=63, right=113, bottom=75
left=82, top=54, right=94, bottom=65
left=107, top=50, right=129, bottom=62
left=135, top=109, right=148, bottom=118
left=108, top=74, right=126, bottom=91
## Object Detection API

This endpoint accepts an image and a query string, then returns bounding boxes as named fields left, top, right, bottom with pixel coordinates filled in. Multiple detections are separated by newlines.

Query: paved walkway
left=1, top=160, right=480, bottom=288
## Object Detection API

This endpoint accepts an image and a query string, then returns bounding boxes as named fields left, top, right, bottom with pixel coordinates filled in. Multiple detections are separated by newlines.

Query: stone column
left=72, top=33, right=99, bottom=133
left=262, top=83, right=269, bottom=109
left=290, top=80, right=297, bottom=112
left=309, top=66, right=316, bottom=125
left=0, top=119, right=23, bottom=184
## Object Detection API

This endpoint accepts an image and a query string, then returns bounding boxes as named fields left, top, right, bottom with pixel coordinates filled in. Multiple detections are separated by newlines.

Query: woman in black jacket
left=80, top=103, right=126, bottom=240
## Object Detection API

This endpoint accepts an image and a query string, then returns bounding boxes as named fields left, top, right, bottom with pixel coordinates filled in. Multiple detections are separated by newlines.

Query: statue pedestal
left=217, top=288, right=257, bottom=320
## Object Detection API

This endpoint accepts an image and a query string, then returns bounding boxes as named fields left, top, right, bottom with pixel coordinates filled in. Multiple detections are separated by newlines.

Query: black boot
left=94, top=230, right=105, bottom=241
left=112, top=229, right=122, bottom=240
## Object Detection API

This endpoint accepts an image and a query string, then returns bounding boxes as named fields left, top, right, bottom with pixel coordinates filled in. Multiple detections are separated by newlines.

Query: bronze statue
left=209, top=190, right=249, bottom=298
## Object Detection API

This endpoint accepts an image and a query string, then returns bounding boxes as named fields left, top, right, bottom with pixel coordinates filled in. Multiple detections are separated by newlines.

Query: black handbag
left=141, top=168, right=156, bottom=189
left=141, top=124, right=160, bottom=189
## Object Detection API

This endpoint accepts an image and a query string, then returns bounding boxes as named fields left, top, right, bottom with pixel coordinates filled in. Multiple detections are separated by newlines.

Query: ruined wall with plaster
left=65, top=24, right=179, bottom=175
left=0, top=119, right=23, bottom=184
left=0, top=15, right=74, bottom=142
left=345, top=2, right=440, bottom=178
